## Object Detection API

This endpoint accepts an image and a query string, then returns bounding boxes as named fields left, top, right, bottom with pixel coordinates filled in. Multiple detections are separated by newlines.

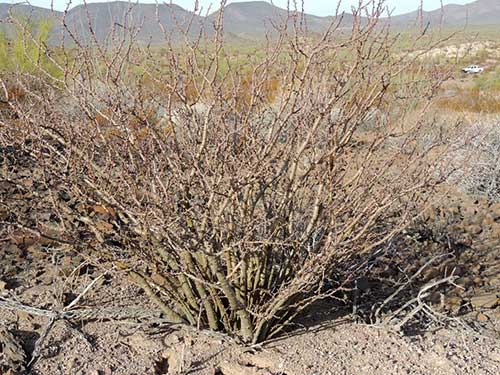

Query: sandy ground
left=24, top=316, right=500, bottom=375
left=1, top=261, right=498, bottom=375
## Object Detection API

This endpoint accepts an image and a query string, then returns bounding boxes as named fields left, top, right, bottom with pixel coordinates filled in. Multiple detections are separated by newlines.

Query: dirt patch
left=0, top=247, right=498, bottom=375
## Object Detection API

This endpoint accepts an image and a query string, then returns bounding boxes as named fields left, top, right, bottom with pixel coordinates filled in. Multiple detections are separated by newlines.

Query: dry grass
left=437, top=87, right=500, bottom=113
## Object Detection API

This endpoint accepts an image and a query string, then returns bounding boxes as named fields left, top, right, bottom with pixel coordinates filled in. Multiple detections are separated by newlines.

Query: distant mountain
left=0, top=1, right=355, bottom=44
left=388, top=0, right=500, bottom=28
left=0, top=3, right=60, bottom=19
left=0, top=3, right=61, bottom=38
left=205, top=1, right=351, bottom=37
left=0, top=0, right=499, bottom=44
left=52, top=2, right=203, bottom=45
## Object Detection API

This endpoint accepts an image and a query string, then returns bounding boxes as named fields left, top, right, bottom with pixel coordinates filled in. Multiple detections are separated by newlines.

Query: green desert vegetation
left=0, top=1, right=498, bottom=351
left=0, top=18, right=62, bottom=78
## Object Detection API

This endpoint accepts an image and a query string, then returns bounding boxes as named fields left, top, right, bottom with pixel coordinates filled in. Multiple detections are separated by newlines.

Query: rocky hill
left=53, top=1, right=202, bottom=44
left=388, top=0, right=500, bottom=28
left=0, top=0, right=498, bottom=43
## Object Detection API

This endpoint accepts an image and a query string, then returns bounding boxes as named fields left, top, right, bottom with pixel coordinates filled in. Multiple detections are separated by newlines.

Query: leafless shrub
left=446, top=118, right=500, bottom=202
left=0, top=1, right=460, bottom=343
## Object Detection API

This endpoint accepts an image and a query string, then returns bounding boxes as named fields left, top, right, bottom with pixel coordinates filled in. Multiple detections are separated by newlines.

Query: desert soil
left=0, top=241, right=498, bottom=375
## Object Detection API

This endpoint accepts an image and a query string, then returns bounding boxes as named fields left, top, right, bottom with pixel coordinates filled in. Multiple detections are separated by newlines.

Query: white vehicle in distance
left=462, top=65, right=484, bottom=74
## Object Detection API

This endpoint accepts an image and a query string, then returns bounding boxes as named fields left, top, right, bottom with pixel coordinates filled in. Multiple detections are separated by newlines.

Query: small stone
left=490, top=223, right=500, bottom=238
left=452, top=286, right=467, bottom=296
left=473, top=276, right=483, bottom=285
left=490, top=203, right=500, bottom=218
left=39, top=271, right=55, bottom=286
left=462, top=205, right=477, bottom=218
left=476, top=313, right=489, bottom=322
left=94, top=220, right=114, bottom=234
left=470, top=294, right=499, bottom=309
left=434, top=342, right=445, bottom=354
left=466, top=225, right=482, bottom=235
left=67, top=358, right=78, bottom=370
left=483, top=214, right=494, bottom=226
left=0, top=279, right=7, bottom=291
left=445, top=296, right=462, bottom=312
left=459, top=235, right=473, bottom=246
left=455, top=277, right=473, bottom=289
left=163, top=333, right=182, bottom=347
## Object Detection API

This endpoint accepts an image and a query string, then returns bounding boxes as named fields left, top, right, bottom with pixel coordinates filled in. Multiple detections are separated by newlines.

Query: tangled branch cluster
left=0, top=1, right=457, bottom=343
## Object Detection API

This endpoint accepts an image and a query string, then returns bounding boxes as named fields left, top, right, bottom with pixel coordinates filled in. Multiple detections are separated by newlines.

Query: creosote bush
left=0, top=1, right=457, bottom=343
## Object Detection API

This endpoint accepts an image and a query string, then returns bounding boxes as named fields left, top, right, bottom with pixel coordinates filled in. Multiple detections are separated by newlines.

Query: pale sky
left=16, top=0, right=476, bottom=16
